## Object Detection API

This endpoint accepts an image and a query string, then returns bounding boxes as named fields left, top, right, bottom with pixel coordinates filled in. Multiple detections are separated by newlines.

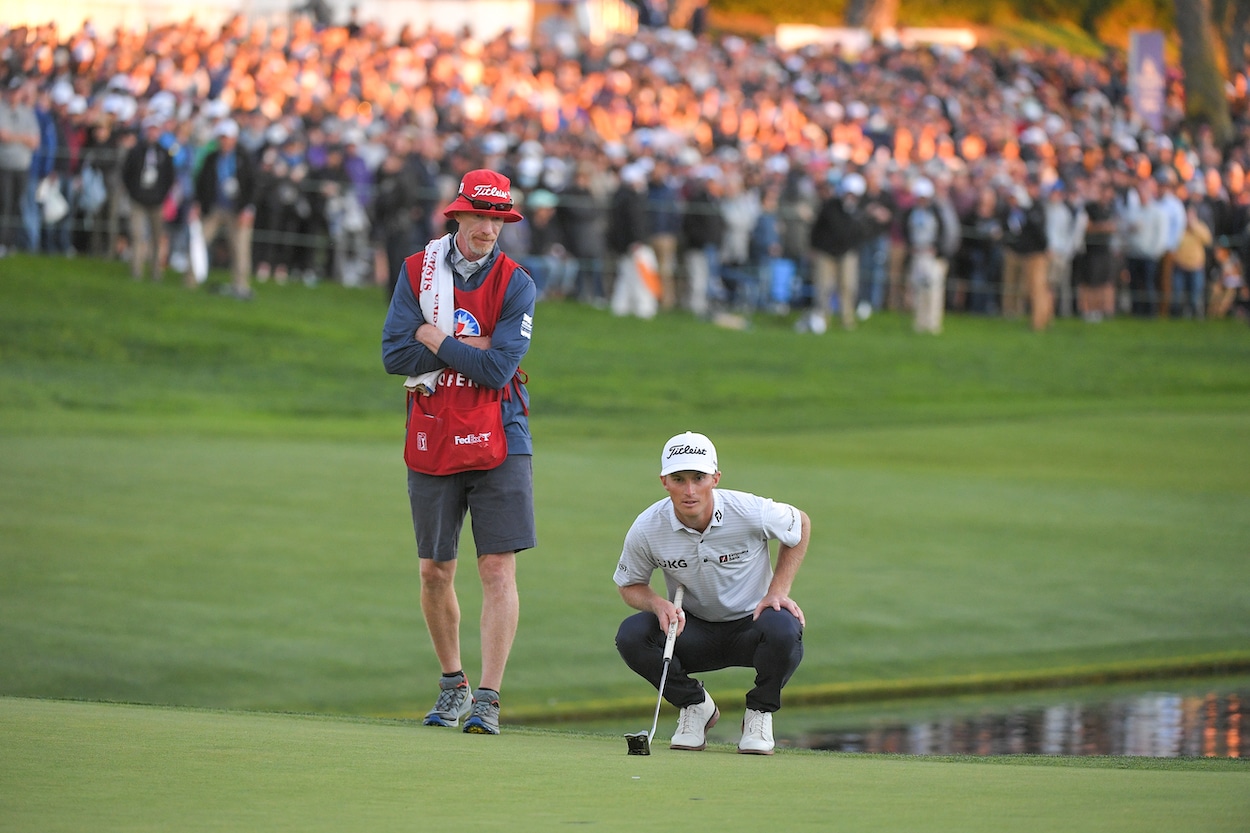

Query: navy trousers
left=615, top=607, right=803, bottom=713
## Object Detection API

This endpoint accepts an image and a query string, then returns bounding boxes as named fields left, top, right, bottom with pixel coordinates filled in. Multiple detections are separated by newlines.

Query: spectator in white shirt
left=1044, top=180, right=1085, bottom=321
left=1122, top=176, right=1169, bottom=316
left=1154, top=169, right=1188, bottom=318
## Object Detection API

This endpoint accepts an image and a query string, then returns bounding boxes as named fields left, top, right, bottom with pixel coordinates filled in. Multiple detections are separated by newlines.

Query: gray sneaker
left=463, top=688, right=501, bottom=735
left=423, top=675, right=472, bottom=727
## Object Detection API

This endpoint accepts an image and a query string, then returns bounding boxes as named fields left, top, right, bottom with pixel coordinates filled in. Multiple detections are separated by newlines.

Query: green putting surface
left=2, top=698, right=1246, bottom=833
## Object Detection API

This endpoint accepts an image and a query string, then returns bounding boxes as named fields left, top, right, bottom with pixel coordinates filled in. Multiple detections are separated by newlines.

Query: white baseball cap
left=840, top=172, right=866, bottom=196
left=661, top=432, right=718, bottom=476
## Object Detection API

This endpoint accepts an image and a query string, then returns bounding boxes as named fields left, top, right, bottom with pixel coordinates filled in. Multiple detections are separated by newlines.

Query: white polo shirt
left=613, top=489, right=803, bottom=622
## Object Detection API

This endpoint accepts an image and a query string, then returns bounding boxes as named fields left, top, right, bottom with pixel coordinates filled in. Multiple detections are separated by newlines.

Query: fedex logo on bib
left=454, top=309, right=482, bottom=337
left=454, top=431, right=493, bottom=446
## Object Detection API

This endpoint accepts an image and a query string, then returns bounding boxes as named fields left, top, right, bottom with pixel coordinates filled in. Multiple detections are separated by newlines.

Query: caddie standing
left=381, top=169, right=537, bottom=735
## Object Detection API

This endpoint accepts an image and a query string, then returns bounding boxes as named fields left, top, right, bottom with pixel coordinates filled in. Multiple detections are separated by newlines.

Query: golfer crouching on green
left=613, top=432, right=811, bottom=755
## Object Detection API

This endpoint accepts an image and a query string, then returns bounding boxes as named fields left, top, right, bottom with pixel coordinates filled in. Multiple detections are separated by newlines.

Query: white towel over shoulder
left=404, top=234, right=455, bottom=395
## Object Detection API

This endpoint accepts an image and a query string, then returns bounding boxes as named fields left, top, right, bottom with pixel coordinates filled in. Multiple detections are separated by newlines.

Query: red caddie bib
left=402, top=250, right=520, bottom=475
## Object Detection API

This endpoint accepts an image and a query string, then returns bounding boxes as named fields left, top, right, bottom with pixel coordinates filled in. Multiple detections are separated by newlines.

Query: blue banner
left=1129, top=30, right=1166, bottom=134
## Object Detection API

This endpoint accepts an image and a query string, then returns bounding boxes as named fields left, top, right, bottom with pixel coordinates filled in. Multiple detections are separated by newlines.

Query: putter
left=625, top=585, right=685, bottom=755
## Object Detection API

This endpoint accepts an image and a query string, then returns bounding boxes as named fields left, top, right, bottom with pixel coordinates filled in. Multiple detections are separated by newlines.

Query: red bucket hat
left=442, top=169, right=524, bottom=223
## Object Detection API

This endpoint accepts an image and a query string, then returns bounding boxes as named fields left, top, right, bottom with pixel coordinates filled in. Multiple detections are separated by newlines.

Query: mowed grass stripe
left=2, top=417, right=1248, bottom=715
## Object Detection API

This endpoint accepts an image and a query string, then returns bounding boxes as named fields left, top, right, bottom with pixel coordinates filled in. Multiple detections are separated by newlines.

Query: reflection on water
left=795, top=690, right=1246, bottom=757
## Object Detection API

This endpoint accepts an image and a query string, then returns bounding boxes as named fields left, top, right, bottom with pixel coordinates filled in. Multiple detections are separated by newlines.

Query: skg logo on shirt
left=455, top=309, right=482, bottom=337
left=659, top=559, right=688, bottom=569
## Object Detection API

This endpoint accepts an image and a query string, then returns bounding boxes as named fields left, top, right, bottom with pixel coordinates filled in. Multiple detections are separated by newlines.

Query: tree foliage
left=1176, top=0, right=1235, bottom=146
left=844, top=0, right=899, bottom=32
left=1210, top=0, right=1250, bottom=74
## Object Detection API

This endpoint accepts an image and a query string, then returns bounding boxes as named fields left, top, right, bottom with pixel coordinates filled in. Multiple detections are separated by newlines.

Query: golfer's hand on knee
left=754, top=593, right=805, bottom=627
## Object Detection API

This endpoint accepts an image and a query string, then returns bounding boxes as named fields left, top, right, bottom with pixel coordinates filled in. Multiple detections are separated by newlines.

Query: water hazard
left=790, top=688, right=1247, bottom=758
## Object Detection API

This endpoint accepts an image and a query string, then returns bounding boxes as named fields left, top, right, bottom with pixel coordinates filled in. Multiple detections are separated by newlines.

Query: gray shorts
left=407, top=454, right=535, bottom=562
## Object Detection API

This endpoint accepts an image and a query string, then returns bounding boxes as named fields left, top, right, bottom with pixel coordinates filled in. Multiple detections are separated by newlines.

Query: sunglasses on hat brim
left=466, top=197, right=514, bottom=212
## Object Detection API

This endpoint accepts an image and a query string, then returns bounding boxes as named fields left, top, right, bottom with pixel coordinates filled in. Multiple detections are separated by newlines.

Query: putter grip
left=662, top=586, right=684, bottom=661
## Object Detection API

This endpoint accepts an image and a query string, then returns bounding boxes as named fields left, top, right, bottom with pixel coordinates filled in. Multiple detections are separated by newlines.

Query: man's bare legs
left=419, top=552, right=518, bottom=692
left=420, top=559, right=462, bottom=674
left=477, top=552, right=518, bottom=692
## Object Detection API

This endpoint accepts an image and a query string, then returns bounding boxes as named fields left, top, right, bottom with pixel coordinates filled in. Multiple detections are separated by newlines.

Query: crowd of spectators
left=2, top=7, right=1250, bottom=324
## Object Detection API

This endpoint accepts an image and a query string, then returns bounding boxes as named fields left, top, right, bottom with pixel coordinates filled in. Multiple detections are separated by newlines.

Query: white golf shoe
left=738, top=708, right=775, bottom=755
left=670, top=692, right=719, bottom=751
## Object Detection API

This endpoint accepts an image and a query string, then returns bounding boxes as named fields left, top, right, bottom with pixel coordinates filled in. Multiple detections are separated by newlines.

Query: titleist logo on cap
left=661, top=432, right=718, bottom=474
left=462, top=183, right=511, bottom=201
left=666, top=444, right=707, bottom=460
left=660, top=430, right=720, bottom=470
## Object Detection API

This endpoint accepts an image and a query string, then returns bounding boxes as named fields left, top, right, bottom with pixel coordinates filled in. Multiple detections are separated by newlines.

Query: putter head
left=624, top=731, right=652, bottom=756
